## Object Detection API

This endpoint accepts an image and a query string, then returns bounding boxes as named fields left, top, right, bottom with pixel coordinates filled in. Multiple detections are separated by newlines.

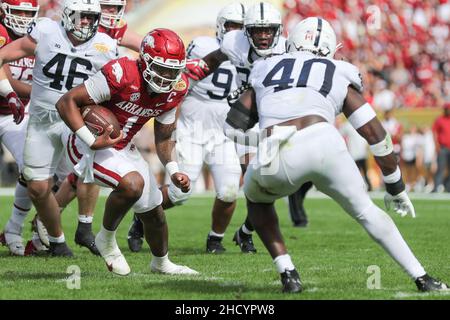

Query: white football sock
left=273, top=254, right=295, bottom=273
left=241, top=224, right=253, bottom=235
left=209, top=230, right=224, bottom=238
left=78, top=215, right=93, bottom=224
left=48, top=233, right=65, bottom=244
left=5, top=182, right=32, bottom=235
left=151, top=252, right=169, bottom=268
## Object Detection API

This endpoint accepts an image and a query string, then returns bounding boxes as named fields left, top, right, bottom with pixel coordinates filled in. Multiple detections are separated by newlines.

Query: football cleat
left=127, top=214, right=144, bottom=253
left=415, top=274, right=449, bottom=292
left=48, top=242, right=74, bottom=257
left=0, top=231, right=25, bottom=256
left=233, top=229, right=257, bottom=253
left=95, top=234, right=130, bottom=276
left=31, top=214, right=49, bottom=248
left=280, top=269, right=303, bottom=293
left=150, top=259, right=199, bottom=275
left=206, top=235, right=226, bottom=254
left=74, top=223, right=100, bottom=256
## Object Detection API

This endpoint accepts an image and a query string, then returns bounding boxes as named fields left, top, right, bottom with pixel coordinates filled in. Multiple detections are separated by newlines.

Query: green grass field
left=0, top=195, right=449, bottom=300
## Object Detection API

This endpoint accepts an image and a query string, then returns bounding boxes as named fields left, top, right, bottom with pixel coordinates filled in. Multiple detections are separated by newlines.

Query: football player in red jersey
left=47, top=0, right=143, bottom=256
left=98, top=0, right=141, bottom=51
left=56, top=29, right=198, bottom=275
left=0, top=0, right=41, bottom=256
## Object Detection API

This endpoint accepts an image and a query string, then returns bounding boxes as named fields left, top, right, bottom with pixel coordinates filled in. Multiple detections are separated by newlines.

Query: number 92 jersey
left=249, top=51, right=363, bottom=129
left=28, top=18, right=119, bottom=113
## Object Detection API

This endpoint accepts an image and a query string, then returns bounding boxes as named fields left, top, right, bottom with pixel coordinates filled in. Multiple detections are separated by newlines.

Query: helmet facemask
left=62, top=8, right=100, bottom=41
left=245, top=23, right=282, bottom=56
left=99, top=0, right=125, bottom=29
left=141, top=53, right=185, bottom=93
left=1, top=3, right=39, bottom=36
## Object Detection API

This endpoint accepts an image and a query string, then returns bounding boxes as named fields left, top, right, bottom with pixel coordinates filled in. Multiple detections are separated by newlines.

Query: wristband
left=165, top=161, right=179, bottom=176
left=369, top=134, right=393, bottom=157
left=382, top=166, right=401, bottom=184
left=76, top=126, right=96, bottom=147
left=0, top=79, right=14, bottom=97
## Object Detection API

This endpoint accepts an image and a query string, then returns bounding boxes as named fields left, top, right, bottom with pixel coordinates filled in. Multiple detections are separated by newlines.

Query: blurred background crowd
left=0, top=0, right=449, bottom=194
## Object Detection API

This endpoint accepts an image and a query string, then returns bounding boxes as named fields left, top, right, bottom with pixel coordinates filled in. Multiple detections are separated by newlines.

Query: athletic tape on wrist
left=347, top=103, right=376, bottom=129
left=383, top=167, right=401, bottom=184
left=165, top=161, right=179, bottom=176
left=0, top=79, right=14, bottom=97
left=76, top=126, right=96, bottom=147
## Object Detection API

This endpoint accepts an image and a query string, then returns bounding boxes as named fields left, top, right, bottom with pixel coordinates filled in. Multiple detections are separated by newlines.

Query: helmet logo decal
left=144, top=35, right=155, bottom=48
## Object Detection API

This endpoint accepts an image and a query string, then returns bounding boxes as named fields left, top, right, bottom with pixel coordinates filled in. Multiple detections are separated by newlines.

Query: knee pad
left=168, top=183, right=192, bottom=205
left=216, top=184, right=239, bottom=203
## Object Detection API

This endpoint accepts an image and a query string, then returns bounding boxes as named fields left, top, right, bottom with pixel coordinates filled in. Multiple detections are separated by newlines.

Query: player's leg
left=315, top=125, right=447, bottom=291
left=73, top=181, right=100, bottom=255
left=287, top=181, right=312, bottom=227
left=22, top=116, right=72, bottom=256
left=206, top=139, right=241, bottom=254
left=132, top=151, right=198, bottom=275
left=0, top=116, right=32, bottom=255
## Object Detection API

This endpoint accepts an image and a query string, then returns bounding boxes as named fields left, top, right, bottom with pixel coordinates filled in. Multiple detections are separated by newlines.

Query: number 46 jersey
left=249, top=51, right=363, bottom=129
left=28, top=18, right=118, bottom=114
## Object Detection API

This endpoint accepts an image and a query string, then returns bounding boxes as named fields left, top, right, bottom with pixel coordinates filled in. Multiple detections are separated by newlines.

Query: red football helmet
left=140, top=28, right=186, bottom=93
left=1, top=0, right=39, bottom=36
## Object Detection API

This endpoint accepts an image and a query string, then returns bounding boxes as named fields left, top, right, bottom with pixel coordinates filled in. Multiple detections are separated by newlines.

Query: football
left=81, top=105, right=120, bottom=139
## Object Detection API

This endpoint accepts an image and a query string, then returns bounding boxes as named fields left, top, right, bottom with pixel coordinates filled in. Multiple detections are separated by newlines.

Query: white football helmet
left=286, top=17, right=338, bottom=58
left=1, top=0, right=39, bottom=37
left=216, top=2, right=245, bottom=42
left=99, top=0, right=126, bottom=29
left=61, top=0, right=101, bottom=41
left=244, top=2, right=282, bottom=56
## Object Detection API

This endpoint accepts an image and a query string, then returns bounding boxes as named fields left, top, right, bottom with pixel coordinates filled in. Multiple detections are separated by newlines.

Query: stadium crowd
left=283, top=0, right=449, bottom=110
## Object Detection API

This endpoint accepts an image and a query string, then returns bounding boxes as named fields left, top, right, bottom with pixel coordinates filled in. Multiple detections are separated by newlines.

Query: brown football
left=81, top=105, right=120, bottom=139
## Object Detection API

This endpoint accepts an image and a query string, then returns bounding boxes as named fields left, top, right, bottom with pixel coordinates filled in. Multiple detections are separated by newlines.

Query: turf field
left=0, top=194, right=449, bottom=300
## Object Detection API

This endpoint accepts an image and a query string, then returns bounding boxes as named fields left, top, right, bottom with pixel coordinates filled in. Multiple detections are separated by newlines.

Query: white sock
left=78, top=215, right=93, bottom=224
left=5, top=182, right=32, bottom=235
left=151, top=252, right=169, bottom=267
left=273, top=254, right=295, bottom=273
left=209, top=230, right=224, bottom=238
left=356, top=203, right=426, bottom=279
left=98, top=225, right=116, bottom=242
left=241, top=224, right=252, bottom=235
left=48, top=233, right=65, bottom=244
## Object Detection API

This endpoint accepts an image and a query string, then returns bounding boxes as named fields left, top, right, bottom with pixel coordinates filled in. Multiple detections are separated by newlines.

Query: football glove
left=384, top=190, right=416, bottom=218
left=185, top=58, right=209, bottom=81
left=6, top=91, right=25, bottom=125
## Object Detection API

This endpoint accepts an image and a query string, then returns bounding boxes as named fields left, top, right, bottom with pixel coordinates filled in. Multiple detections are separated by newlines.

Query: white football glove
left=384, top=190, right=416, bottom=218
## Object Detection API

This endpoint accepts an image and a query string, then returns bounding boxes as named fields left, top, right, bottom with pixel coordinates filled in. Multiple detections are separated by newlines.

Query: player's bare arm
left=343, top=85, right=414, bottom=217
left=185, top=49, right=228, bottom=81
left=56, top=84, right=122, bottom=150
left=3, top=65, right=31, bottom=98
left=154, top=118, right=190, bottom=193
left=0, top=35, right=36, bottom=68
left=343, top=86, right=398, bottom=176
left=120, top=28, right=143, bottom=52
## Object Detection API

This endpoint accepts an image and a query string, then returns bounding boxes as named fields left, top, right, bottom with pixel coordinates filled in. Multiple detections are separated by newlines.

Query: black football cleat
left=49, top=242, right=74, bottom=257
left=280, top=269, right=303, bottom=293
left=233, top=229, right=257, bottom=253
left=415, top=274, right=449, bottom=292
left=127, top=215, right=144, bottom=253
left=74, top=222, right=100, bottom=256
left=206, top=235, right=226, bottom=254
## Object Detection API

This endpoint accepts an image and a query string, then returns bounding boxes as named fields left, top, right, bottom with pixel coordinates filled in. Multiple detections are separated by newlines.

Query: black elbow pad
left=225, top=100, right=258, bottom=131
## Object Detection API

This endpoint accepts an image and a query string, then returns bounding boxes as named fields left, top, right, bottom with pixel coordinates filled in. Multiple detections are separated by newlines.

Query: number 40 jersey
left=28, top=18, right=118, bottom=114
left=249, top=51, right=363, bottom=129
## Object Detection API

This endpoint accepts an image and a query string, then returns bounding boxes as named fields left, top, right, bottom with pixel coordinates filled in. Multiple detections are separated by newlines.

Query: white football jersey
left=28, top=18, right=118, bottom=113
left=249, top=51, right=363, bottom=129
left=221, top=30, right=287, bottom=86
left=179, top=36, right=239, bottom=136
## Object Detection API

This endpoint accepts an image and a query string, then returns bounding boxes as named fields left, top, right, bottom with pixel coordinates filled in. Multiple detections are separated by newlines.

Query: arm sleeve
left=84, top=71, right=111, bottom=104
left=155, top=107, right=177, bottom=124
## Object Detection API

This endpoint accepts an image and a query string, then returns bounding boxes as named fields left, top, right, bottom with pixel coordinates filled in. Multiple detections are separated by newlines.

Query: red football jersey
left=0, top=23, right=34, bottom=115
left=98, top=20, right=128, bottom=44
left=100, top=57, right=189, bottom=150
